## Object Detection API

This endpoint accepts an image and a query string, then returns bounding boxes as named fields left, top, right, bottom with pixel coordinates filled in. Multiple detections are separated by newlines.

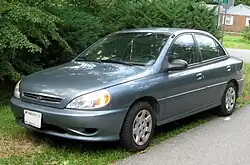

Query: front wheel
left=120, top=102, right=155, bottom=151
left=218, top=82, right=237, bottom=116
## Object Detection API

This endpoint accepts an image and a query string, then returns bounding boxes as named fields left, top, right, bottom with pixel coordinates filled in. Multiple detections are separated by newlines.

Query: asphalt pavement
left=116, top=48, right=250, bottom=165
left=117, top=106, right=250, bottom=165
left=227, top=48, right=250, bottom=63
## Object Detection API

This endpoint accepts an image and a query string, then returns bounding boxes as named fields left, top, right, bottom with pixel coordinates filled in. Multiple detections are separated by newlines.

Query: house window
left=246, top=17, right=250, bottom=27
left=222, top=15, right=234, bottom=25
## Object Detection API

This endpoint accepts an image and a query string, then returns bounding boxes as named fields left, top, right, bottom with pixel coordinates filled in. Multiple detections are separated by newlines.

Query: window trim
left=222, top=15, right=234, bottom=26
left=193, top=33, right=229, bottom=63
left=200, top=55, right=228, bottom=64
left=246, top=17, right=250, bottom=27
left=165, top=32, right=202, bottom=68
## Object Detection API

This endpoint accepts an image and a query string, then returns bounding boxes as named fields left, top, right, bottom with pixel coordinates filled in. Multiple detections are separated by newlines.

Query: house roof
left=224, top=4, right=250, bottom=16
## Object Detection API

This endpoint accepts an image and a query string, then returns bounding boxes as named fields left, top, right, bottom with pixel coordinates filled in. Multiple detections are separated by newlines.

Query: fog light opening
left=84, top=128, right=98, bottom=134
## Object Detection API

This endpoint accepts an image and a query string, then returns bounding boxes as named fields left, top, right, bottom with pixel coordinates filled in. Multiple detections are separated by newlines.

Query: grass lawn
left=223, top=35, right=250, bottom=50
left=0, top=64, right=249, bottom=165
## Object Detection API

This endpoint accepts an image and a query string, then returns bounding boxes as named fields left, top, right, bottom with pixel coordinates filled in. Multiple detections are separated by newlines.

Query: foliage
left=99, top=0, right=218, bottom=37
left=243, top=27, right=250, bottom=40
left=46, top=6, right=105, bottom=55
left=236, top=0, right=250, bottom=6
left=0, top=0, right=71, bottom=82
left=0, top=0, right=219, bottom=86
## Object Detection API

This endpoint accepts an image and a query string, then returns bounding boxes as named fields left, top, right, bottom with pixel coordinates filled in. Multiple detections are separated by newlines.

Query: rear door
left=193, top=33, right=233, bottom=107
left=162, top=33, right=207, bottom=120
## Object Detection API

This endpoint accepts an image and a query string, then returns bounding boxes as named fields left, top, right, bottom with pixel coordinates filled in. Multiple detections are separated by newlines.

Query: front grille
left=23, top=92, right=63, bottom=104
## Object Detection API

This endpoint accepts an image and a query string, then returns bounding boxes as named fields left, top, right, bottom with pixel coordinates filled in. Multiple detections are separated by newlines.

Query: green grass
left=0, top=105, right=26, bottom=137
left=223, top=35, right=250, bottom=50
left=237, top=63, right=250, bottom=106
left=0, top=106, right=214, bottom=165
left=0, top=64, right=250, bottom=165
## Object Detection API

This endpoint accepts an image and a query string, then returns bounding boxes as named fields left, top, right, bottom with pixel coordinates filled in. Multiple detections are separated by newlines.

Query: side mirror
left=167, top=59, right=188, bottom=71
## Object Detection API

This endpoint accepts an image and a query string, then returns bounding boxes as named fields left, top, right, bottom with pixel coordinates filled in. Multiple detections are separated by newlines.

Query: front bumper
left=10, top=98, right=128, bottom=141
left=237, top=78, right=244, bottom=97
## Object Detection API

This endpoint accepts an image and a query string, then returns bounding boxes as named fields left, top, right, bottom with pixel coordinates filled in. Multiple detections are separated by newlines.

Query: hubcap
left=132, top=109, right=153, bottom=146
left=225, top=87, right=236, bottom=112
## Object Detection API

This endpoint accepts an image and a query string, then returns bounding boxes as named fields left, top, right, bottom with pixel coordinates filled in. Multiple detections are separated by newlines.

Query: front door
left=162, top=33, right=207, bottom=120
left=193, top=34, right=233, bottom=107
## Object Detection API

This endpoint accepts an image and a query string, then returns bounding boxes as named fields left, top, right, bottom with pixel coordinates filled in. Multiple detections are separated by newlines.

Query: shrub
left=0, top=0, right=71, bottom=82
left=0, top=0, right=219, bottom=86
left=243, top=27, right=250, bottom=40
left=47, top=6, right=104, bottom=55
left=98, top=0, right=219, bottom=38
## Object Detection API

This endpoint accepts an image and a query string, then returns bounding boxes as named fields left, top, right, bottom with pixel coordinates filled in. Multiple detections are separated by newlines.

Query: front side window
left=167, top=34, right=199, bottom=64
left=195, top=34, right=225, bottom=61
left=75, top=32, right=170, bottom=66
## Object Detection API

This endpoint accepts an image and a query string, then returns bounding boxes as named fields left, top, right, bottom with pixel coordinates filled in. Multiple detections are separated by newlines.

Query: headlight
left=66, top=90, right=111, bottom=110
left=14, top=80, right=21, bottom=99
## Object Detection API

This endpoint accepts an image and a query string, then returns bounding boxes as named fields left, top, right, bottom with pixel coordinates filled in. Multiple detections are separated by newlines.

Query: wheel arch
left=129, top=96, right=160, bottom=116
left=228, top=79, right=239, bottom=98
left=119, top=96, right=159, bottom=150
left=120, top=96, right=160, bottom=133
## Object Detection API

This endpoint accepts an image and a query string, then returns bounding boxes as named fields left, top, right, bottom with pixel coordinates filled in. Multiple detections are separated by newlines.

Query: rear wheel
left=120, top=102, right=155, bottom=151
left=218, top=82, right=237, bottom=116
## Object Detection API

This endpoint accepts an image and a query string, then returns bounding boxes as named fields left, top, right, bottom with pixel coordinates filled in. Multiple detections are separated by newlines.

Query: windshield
left=75, top=32, right=170, bottom=66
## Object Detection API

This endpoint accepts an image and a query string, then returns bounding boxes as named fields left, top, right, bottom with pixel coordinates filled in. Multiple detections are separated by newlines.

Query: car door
left=193, top=33, right=232, bottom=107
left=162, top=33, right=208, bottom=121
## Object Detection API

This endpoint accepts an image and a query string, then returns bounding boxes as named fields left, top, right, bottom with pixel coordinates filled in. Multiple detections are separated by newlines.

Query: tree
left=0, top=0, right=220, bottom=86
left=99, top=0, right=219, bottom=37
left=0, top=0, right=71, bottom=82
left=236, top=0, right=250, bottom=5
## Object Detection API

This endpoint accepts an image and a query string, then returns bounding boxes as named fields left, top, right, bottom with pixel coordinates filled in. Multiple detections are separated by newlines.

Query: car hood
left=20, top=61, right=152, bottom=107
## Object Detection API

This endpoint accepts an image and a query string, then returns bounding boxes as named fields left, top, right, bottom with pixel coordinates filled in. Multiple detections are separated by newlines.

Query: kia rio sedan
left=11, top=28, right=244, bottom=151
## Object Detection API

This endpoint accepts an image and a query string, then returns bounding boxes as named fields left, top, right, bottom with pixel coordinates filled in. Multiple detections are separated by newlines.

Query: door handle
left=226, top=65, right=231, bottom=72
left=196, top=73, right=204, bottom=80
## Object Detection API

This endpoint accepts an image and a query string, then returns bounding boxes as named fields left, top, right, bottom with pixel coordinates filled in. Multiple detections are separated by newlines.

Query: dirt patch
left=0, top=136, right=43, bottom=158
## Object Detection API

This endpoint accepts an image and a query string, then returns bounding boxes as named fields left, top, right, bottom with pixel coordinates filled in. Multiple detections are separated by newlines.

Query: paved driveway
left=117, top=106, right=250, bottom=165
left=227, top=48, right=250, bottom=63
left=116, top=48, right=250, bottom=165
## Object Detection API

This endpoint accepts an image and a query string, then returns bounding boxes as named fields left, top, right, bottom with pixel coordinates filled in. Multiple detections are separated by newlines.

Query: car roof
left=118, top=27, right=212, bottom=36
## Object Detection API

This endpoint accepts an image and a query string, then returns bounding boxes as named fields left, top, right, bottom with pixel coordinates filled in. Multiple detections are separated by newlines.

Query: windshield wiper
left=75, top=56, right=102, bottom=63
left=100, top=59, right=133, bottom=66
left=75, top=57, right=134, bottom=66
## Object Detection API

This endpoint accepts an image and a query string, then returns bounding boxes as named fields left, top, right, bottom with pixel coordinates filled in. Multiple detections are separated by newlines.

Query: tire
left=120, top=102, right=155, bottom=151
left=218, top=82, right=237, bottom=116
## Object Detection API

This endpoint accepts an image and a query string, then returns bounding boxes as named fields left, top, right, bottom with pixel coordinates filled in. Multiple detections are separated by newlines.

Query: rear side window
left=195, top=34, right=226, bottom=61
